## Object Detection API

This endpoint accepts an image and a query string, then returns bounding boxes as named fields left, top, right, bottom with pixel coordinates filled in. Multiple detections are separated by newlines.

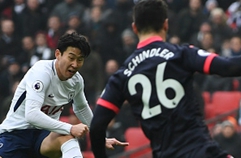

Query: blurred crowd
left=2, top=0, right=241, bottom=157
left=0, top=0, right=137, bottom=119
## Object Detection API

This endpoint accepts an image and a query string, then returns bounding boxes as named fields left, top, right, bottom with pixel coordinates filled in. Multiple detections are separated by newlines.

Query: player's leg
left=38, top=131, right=83, bottom=158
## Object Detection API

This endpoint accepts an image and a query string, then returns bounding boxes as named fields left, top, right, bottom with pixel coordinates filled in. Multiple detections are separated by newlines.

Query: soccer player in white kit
left=0, top=32, right=128, bottom=158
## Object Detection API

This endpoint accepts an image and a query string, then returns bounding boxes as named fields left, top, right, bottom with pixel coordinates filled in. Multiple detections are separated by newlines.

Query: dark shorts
left=0, top=129, right=50, bottom=158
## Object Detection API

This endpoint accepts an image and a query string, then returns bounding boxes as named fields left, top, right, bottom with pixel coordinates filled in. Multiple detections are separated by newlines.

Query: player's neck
left=138, top=31, right=166, bottom=42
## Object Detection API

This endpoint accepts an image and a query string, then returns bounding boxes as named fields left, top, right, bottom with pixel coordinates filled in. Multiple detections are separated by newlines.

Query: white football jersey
left=0, top=60, right=93, bottom=134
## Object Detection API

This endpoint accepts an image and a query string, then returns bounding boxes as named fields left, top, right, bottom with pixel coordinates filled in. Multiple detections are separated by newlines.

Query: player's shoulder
left=166, top=42, right=197, bottom=51
left=67, top=72, right=84, bottom=91
left=71, top=71, right=84, bottom=84
left=73, top=71, right=83, bottom=81
left=31, top=60, right=53, bottom=71
left=151, top=41, right=198, bottom=57
left=26, top=60, right=55, bottom=78
left=170, top=43, right=200, bottom=56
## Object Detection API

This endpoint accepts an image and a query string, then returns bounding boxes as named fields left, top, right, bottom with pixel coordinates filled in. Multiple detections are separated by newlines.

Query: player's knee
left=58, top=135, right=75, bottom=144
left=41, top=133, right=74, bottom=157
left=48, top=132, right=74, bottom=144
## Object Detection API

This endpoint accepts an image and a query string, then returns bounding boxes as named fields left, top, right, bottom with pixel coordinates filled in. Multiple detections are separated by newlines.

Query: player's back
left=115, top=37, right=213, bottom=157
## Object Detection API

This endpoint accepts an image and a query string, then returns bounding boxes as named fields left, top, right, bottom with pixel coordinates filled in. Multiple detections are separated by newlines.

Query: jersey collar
left=52, top=59, right=56, bottom=76
left=137, top=36, right=163, bottom=49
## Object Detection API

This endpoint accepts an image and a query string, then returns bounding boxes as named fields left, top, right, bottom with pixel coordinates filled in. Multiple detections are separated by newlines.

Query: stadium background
left=1, top=0, right=241, bottom=157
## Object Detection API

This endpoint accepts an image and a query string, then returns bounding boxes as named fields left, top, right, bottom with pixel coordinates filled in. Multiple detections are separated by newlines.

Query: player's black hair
left=133, top=0, right=168, bottom=33
left=57, top=32, right=91, bottom=58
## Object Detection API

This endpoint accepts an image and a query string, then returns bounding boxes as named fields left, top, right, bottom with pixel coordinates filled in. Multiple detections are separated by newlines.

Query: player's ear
left=163, top=19, right=168, bottom=32
left=132, top=22, right=138, bottom=34
left=55, top=49, right=61, bottom=59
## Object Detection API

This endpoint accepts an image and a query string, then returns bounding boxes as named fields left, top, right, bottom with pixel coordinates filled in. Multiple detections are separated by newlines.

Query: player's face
left=55, top=46, right=84, bottom=80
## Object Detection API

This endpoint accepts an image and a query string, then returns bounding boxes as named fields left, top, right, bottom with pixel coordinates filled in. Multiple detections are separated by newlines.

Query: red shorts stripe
left=97, top=98, right=119, bottom=114
left=203, top=54, right=217, bottom=74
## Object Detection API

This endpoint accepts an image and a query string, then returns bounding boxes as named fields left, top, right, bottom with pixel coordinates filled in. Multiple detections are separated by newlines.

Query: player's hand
left=105, top=138, right=129, bottom=150
left=70, top=123, right=89, bottom=138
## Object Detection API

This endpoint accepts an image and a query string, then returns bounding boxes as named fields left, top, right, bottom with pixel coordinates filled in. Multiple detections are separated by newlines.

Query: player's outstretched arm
left=105, top=138, right=129, bottom=150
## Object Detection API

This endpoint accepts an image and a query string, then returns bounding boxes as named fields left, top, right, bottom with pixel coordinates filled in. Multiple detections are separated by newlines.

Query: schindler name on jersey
left=124, top=48, right=174, bottom=77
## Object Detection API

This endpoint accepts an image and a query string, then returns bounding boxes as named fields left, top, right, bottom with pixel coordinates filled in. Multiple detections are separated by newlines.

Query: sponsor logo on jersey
left=32, top=80, right=44, bottom=92
left=41, top=105, right=64, bottom=115
left=0, top=143, right=3, bottom=148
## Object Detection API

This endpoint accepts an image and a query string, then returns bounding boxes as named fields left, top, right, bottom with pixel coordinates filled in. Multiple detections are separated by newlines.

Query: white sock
left=61, top=138, right=83, bottom=158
